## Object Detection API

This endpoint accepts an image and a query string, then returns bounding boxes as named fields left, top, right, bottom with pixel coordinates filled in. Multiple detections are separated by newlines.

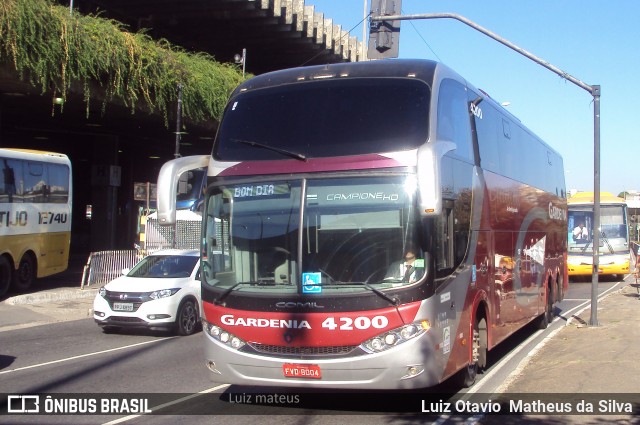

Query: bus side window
left=435, top=197, right=470, bottom=278
left=1, top=157, right=22, bottom=203
left=24, top=161, right=46, bottom=203
left=436, top=200, right=455, bottom=272
left=437, top=79, right=473, bottom=163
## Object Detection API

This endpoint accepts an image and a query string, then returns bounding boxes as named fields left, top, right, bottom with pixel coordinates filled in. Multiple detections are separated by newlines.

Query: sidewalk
left=484, top=280, right=640, bottom=424
left=499, top=281, right=640, bottom=394
left=0, top=286, right=97, bottom=332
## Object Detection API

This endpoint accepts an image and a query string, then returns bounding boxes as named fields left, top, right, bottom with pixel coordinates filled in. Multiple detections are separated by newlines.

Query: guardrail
left=80, top=250, right=143, bottom=289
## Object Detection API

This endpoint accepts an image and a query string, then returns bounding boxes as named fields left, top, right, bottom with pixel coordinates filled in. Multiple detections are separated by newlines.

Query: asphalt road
left=0, top=276, right=627, bottom=425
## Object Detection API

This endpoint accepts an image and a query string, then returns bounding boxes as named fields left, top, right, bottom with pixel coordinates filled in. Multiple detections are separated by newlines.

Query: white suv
left=93, top=249, right=201, bottom=335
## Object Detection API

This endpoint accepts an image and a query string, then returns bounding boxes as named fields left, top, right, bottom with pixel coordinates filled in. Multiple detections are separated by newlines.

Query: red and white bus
left=157, top=60, right=567, bottom=389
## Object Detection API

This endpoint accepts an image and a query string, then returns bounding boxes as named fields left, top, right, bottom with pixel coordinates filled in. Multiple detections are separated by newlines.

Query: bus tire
left=458, top=362, right=477, bottom=388
left=556, top=278, right=564, bottom=302
left=477, top=318, right=488, bottom=369
left=0, top=256, right=12, bottom=297
left=13, top=253, right=35, bottom=292
left=457, top=316, right=487, bottom=388
left=537, top=283, right=554, bottom=330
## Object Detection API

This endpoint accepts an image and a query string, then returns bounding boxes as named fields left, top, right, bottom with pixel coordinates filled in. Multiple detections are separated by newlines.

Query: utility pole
left=174, top=84, right=183, bottom=159
left=369, top=12, right=602, bottom=325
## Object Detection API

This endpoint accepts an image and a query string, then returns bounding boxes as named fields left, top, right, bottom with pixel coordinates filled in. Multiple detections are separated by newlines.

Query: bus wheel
left=557, top=279, right=564, bottom=302
left=0, top=256, right=11, bottom=297
left=459, top=362, right=477, bottom=388
left=537, top=284, right=554, bottom=330
left=477, top=318, right=488, bottom=369
left=13, top=254, right=35, bottom=292
left=457, top=317, right=486, bottom=388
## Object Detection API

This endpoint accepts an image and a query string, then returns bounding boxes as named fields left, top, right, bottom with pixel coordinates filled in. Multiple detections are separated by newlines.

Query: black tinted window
left=214, top=78, right=430, bottom=161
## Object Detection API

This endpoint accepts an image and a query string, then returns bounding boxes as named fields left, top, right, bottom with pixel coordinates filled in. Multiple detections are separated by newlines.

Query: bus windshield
left=202, top=175, right=424, bottom=294
left=213, top=78, right=430, bottom=161
left=568, top=205, right=628, bottom=254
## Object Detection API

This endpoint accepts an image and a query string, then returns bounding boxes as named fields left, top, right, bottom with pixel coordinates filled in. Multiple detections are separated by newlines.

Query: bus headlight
left=361, top=320, right=430, bottom=353
left=203, top=320, right=246, bottom=350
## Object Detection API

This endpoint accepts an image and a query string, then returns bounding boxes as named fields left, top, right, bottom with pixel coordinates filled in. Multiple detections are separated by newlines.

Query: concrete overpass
left=0, top=0, right=363, bottom=253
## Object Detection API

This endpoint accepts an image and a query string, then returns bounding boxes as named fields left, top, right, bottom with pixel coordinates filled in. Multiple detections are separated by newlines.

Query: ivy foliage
left=0, top=0, right=245, bottom=125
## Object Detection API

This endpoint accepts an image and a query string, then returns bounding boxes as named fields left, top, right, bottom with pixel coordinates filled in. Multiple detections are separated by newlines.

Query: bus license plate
left=283, top=363, right=322, bottom=379
left=113, top=302, right=134, bottom=312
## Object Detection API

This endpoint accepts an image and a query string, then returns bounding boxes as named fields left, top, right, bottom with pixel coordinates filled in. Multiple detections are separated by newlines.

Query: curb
left=3, top=288, right=98, bottom=306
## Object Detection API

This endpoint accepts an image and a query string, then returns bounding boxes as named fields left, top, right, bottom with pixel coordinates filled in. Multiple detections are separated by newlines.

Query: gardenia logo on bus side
left=548, top=202, right=567, bottom=221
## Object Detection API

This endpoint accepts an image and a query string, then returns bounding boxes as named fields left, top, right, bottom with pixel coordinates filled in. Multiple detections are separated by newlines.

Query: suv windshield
left=202, top=176, right=424, bottom=295
left=128, top=255, right=199, bottom=278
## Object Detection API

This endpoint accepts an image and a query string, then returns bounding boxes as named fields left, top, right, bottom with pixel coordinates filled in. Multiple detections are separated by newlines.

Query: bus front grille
left=247, top=343, right=358, bottom=357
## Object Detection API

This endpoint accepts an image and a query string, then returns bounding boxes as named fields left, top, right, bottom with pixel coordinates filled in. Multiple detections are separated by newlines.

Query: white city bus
left=0, top=148, right=72, bottom=296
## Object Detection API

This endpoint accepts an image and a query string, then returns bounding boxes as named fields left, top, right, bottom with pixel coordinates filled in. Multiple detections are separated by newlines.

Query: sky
left=306, top=0, right=638, bottom=196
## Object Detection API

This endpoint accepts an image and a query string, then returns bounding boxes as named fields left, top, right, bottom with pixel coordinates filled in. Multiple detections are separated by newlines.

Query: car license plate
left=113, top=302, right=134, bottom=312
left=283, top=363, right=322, bottom=379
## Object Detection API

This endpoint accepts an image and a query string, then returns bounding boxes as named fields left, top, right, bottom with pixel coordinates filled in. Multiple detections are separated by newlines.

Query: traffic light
left=368, top=0, right=402, bottom=59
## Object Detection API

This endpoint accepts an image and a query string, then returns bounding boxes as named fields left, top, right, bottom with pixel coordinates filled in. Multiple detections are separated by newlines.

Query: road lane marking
left=0, top=337, right=177, bottom=375
left=443, top=280, right=626, bottom=424
left=467, top=279, right=624, bottom=395
left=102, top=384, right=231, bottom=424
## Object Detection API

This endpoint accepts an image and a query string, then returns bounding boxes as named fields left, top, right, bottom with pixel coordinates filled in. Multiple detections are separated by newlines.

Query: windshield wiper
left=231, top=139, right=307, bottom=162
left=601, top=231, right=614, bottom=254
left=318, top=269, right=398, bottom=306
left=214, top=280, right=278, bottom=305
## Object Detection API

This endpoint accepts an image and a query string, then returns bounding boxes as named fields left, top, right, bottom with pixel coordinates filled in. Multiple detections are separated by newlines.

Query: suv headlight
left=98, top=286, right=106, bottom=298
left=149, top=288, right=180, bottom=300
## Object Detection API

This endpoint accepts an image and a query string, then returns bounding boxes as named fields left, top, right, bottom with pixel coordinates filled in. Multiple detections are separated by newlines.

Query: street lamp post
left=234, top=48, right=247, bottom=78
left=370, top=12, right=602, bottom=325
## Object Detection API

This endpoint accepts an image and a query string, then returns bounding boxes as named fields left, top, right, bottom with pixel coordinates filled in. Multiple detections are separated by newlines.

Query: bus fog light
left=402, top=365, right=424, bottom=379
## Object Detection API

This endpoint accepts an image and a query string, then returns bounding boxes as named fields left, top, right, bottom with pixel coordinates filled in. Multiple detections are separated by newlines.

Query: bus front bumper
left=567, top=257, right=630, bottom=276
left=202, top=331, right=444, bottom=390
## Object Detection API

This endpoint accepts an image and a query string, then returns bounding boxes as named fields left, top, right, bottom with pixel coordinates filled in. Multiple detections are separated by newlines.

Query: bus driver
left=384, top=247, right=425, bottom=283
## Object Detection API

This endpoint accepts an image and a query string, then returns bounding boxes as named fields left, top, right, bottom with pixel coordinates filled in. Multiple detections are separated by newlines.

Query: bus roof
left=568, top=191, right=625, bottom=205
left=232, top=59, right=441, bottom=95
left=226, top=59, right=563, bottom=160
left=0, top=148, right=70, bottom=163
